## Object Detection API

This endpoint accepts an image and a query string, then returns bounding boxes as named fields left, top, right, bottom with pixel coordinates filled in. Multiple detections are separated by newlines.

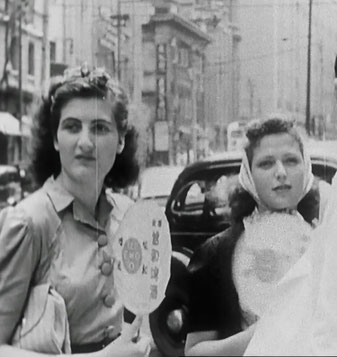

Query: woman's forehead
left=253, top=133, right=302, bottom=156
left=59, top=97, right=114, bottom=120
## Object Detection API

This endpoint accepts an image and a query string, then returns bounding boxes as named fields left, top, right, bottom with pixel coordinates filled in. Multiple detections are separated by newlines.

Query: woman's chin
left=70, top=169, right=103, bottom=185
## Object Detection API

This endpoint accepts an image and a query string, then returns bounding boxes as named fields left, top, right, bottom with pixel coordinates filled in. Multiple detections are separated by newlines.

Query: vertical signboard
left=156, top=44, right=167, bottom=122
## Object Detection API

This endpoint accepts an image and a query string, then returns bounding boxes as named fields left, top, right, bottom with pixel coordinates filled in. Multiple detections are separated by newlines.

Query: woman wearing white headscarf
left=244, top=175, right=337, bottom=356
left=184, top=116, right=330, bottom=356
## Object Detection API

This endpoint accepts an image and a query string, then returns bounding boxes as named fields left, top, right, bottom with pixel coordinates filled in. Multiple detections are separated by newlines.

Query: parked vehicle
left=0, top=165, right=22, bottom=210
left=131, top=165, right=184, bottom=209
left=149, top=147, right=337, bottom=357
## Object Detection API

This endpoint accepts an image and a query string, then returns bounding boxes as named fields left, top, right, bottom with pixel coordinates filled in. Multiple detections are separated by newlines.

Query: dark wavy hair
left=30, top=66, right=139, bottom=189
left=244, top=115, right=304, bottom=167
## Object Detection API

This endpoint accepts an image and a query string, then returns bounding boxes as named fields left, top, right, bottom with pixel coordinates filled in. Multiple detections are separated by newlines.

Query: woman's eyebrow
left=283, top=152, right=302, bottom=158
left=92, top=118, right=114, bottom=125
left=257, top=154, right=274, bottom=160
left=60, top=116, right=80, bottom=123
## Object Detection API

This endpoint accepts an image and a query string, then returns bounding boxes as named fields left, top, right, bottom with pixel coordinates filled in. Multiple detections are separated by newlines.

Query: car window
left=173, top=174, right=239, bottom=220
left=185, top=182, right=204, bottom=206
left=203, top=174, right=238, bottom=217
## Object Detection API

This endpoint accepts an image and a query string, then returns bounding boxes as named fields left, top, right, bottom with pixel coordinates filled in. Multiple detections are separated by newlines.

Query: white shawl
left=244, top=174, right=337, bottom=356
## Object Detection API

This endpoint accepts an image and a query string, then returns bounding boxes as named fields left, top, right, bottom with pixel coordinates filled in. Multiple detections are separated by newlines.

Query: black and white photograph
left=1, top=0, right=337, bottom=356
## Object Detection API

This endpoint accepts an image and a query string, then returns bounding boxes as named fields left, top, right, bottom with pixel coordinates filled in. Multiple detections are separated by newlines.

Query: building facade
left=193, top=0, right=241, bottom=151
left=142, top=2, right=210, bottom=165
left=239, top=0, right=337, bottom=139
left=0, top=0, right=46, bottom=164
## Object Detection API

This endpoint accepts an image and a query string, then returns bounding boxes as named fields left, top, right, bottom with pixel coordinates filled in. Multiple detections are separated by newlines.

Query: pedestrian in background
left=0, top=64, right=152, bottom=357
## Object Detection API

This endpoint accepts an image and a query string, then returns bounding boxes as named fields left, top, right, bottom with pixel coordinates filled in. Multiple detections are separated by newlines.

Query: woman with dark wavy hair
left=0, top=65, right=151, bottom=357
left=185, top=115, right=330, bottom=356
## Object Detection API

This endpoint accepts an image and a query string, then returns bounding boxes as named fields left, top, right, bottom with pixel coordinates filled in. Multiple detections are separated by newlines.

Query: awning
left=0, top=112, right=32, bottom=137
left=0, top=112, right=21, bottom=136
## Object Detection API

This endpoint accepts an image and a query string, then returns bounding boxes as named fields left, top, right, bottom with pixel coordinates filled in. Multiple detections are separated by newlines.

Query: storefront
left=0, top=112, right=31, bottom=164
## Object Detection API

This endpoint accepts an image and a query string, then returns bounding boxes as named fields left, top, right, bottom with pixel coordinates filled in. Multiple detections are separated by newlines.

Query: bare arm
left=185, top=324, right=256, bottom=356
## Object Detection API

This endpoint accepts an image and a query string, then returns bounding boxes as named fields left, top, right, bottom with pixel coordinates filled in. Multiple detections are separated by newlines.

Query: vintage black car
left=149, top=147, right=337, bottom=357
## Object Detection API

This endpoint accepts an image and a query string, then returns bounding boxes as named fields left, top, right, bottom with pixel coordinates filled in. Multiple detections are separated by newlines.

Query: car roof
left=0, top=165, right=19, bottom=175
left=141, top=165, right=185, bottom=176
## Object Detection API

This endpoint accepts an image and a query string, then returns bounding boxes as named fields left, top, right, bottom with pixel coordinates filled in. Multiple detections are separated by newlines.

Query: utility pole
left=18, top=2, right=23, bottom=162
left=190, top=50, right=197, bottom=162
left=305, top=0, right=313, bottom=135
left=117, top=0, right=121, bottom=80
left=62, top=0, right=66, bottom=63
left=273, top=0, right=279, bottom=112
left=41, top=0, right=49, bottom=89
left=248, top=78, right=254, bottom=118
left=111, top=1, right=129, bottom=81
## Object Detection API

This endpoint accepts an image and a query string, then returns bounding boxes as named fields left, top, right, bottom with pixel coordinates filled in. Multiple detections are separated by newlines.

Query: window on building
left=23, top=0, right=35, bottom=24
left=0, top=1, right=6, bottom=12
left=50, top=41, right=56, bottom=63
left=10, top=37, right=19, bottom=70
left=143, top=42, right=156, bottom=72
left=178, top=48, right=189, bottom=67
left=28, top=42, right=35, bottom=75
left=111, top=51, right=116, bottom=76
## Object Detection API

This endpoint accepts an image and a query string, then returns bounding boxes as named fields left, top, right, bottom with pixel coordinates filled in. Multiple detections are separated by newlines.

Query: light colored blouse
left=0, top=176, right=133, bottom=345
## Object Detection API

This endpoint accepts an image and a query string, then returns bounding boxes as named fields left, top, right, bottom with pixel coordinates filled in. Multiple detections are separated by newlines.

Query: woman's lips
left=273, top=184, right=291, bottom=192
left=75, top=154, right=95, bottom=161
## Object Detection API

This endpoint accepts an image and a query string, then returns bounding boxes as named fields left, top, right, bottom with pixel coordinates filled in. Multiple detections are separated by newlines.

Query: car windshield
left=139, top=166, right=184, bottom=198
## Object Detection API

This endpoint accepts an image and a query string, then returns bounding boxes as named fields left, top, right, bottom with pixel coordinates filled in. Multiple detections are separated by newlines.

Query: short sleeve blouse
left=0, top=176, right=133, bottom=345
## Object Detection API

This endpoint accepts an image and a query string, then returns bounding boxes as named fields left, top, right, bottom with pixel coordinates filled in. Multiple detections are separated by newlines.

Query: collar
left=248, top=207, right=304, bottom=223
left=43, top=176, right=113, bottom=230
left=43, top=176, right=74, bottom=212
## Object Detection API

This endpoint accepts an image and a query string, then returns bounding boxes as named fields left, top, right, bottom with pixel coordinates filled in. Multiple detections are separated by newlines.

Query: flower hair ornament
left=62, top=63, right=115, bottom=95
left=49, top=63, right=129, bottom=124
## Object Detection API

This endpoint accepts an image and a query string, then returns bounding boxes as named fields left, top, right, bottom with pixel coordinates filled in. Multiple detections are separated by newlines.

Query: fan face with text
left=113, top=200, right=172, bottom=316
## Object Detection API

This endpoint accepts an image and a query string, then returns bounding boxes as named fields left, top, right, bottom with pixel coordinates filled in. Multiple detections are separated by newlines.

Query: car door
left=167, top=163, right=241, bottom=252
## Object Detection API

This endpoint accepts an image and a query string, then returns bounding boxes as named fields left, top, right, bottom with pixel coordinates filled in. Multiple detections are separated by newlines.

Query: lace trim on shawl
left=232, top=210, right=313, bottom=329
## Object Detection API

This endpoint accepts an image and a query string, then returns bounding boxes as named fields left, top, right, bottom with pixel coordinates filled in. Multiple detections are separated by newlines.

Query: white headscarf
left=238, top=142, right=314, bottom=210
left=244, top=174, right=337, bottom=356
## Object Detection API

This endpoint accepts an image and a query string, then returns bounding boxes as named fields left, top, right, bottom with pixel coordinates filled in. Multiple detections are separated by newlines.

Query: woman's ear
left=117, top=135, right=125, bottom=154
left=53, top=136, right=59, bottom=152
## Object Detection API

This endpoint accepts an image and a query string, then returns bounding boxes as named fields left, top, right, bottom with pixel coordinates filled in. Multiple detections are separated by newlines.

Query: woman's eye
left=284, top=157, right=299, bottom=165
left=258, top=160, right=274, bottom=169
left=92, top=123, right=110, bottom=135
left=62, top=121, right=81, bottom=133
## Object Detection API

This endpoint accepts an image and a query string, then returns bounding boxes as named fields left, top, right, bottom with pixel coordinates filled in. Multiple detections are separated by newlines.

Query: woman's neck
left=58, top=171, right=104, bottom=216
left=256, top=205, right=297, bottom=215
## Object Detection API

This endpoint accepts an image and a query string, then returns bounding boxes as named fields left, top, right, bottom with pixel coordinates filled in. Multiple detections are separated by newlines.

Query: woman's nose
left=275, top=160, right=287, bottom=178
left=78, top=127, right=95, bottom=150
